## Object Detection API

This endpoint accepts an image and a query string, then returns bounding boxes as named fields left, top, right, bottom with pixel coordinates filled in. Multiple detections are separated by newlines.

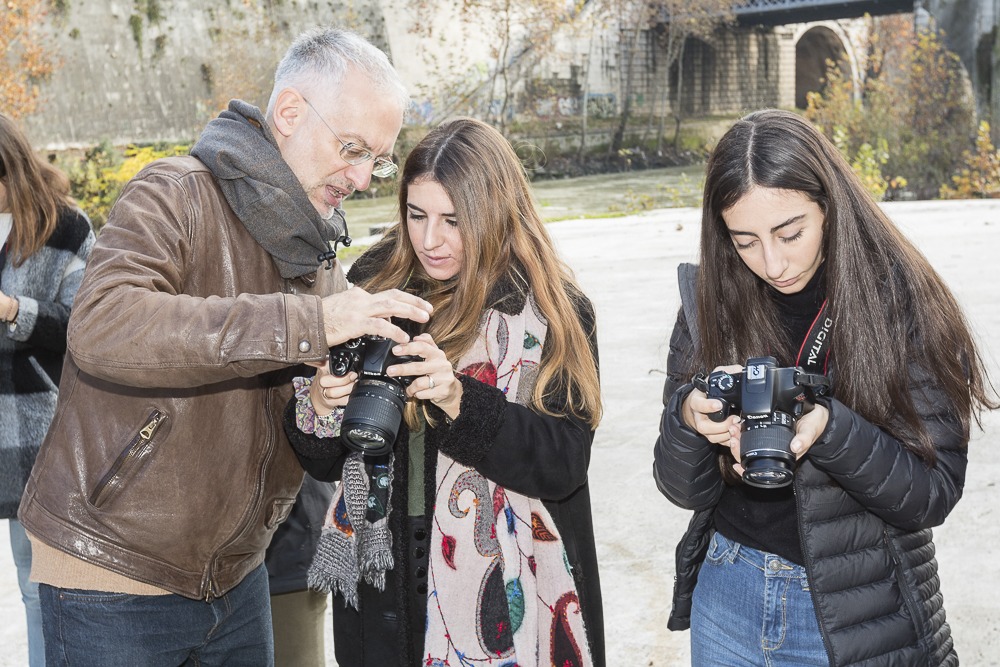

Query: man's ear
left=271, top=88, right=304, bottom=139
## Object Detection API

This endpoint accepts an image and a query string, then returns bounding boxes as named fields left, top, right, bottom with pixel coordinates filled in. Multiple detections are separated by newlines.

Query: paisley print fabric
left=424, top=294, right=592, bottom=667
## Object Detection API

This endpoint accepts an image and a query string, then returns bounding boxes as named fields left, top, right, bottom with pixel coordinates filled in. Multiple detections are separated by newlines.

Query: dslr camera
left=694, top=356, right=830, bottom=488
left=328, top=325, right=423, bottom=456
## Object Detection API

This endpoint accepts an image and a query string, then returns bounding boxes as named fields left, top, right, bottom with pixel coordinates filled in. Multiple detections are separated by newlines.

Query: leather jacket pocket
left=266, top=497, right=296, bottom=529
left=89, top=410, right=169, bottom=508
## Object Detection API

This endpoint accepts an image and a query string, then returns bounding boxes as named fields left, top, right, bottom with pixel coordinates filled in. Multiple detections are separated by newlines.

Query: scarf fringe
left=308, top=527, right=361, bottom=609
left=307, top=452, right=395, bottom=606
left=359, top=530, right=395, bottom=591
left=309, top=293, right=592, bottom=666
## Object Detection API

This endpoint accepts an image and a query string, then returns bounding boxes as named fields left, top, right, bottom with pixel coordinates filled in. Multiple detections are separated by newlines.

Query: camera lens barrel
left=341, top=379, right=407, bottom=456
left=740, top=418, right=796, bottom=488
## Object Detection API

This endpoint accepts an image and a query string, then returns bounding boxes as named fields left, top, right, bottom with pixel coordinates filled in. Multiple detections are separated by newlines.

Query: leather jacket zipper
left=201, top=387, right=276, bottom=602
left=89, top=410, right=166, bottom=507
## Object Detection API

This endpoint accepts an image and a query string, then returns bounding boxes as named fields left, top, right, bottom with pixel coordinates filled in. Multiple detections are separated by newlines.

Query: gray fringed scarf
left=190, top=99, right=346, bottom=279
left=308, top=451, right=395, bottom=609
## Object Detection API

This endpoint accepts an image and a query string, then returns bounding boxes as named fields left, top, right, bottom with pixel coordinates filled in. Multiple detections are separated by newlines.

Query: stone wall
left=20, top=1, right=980, bottom=152
left=926, top=0, right=998, bottom=125
left=22, top=0, right=389, bottom=149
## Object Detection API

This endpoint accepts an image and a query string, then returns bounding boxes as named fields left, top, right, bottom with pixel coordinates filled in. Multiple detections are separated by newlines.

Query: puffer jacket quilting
left=654, top=263, right=964, bottom=667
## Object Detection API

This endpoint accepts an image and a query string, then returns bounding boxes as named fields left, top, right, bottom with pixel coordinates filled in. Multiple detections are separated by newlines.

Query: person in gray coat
left=0, top=113, right=95, bottom=667
left=654, top=109, right=997, bottom=666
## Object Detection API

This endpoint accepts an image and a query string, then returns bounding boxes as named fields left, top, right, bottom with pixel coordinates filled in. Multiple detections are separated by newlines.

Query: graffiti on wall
left=531, top=93, right=617, bottom=118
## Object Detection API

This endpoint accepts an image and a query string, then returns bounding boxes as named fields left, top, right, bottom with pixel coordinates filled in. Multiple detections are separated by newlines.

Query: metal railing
left=731, top=0, right=915, bottom=24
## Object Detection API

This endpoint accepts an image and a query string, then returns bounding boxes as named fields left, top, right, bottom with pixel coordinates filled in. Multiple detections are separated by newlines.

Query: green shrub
left=806, top=18, right=974, bottom=200
left=829, top=127, right=907, bottom=201
left=59, top=142, right=190, bottom=231
left=940, top=121, right=1000, bottom=199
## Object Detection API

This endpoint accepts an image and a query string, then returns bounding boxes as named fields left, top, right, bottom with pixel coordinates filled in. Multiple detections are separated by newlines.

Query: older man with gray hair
left=18, top=27, right=429, bottom=665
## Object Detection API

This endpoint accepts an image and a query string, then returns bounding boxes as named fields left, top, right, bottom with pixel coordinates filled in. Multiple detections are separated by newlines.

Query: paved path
left=555, top=199, right=1000, bottom=666
left=2, top=199, right=998, bottom=666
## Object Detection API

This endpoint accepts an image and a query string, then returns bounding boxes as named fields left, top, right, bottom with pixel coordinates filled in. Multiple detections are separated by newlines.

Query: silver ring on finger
left=427, top=374, right=435, bottom=389
left=323, top=387, right=332, bottom=400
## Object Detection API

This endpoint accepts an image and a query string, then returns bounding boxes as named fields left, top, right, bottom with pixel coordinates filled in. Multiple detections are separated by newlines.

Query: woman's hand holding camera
left=387, top=333, right=462, bottom=421
left=789, top=405, right=829, bottom=457
left=683, top=364, right=744, bottom=472
left=305, top=360, right=356, bottom=416
left=684, top=362, right=831, bottom=476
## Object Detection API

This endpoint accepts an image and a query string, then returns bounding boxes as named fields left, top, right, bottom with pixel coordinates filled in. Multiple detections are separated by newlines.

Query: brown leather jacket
left=19, top=156, right=347, bottom=600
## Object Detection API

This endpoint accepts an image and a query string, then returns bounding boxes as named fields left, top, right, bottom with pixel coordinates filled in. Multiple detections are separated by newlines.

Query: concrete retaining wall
left=22, top=0, right=388, bottom=149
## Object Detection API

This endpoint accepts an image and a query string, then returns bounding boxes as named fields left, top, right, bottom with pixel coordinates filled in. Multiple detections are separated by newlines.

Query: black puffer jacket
left=283, top=245, right=605, bottom=667
left=653, top=263, right=965, bottom=667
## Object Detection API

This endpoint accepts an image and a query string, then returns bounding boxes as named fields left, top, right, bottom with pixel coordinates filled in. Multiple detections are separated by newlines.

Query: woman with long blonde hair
left=285, top=117, right=605, bottom=667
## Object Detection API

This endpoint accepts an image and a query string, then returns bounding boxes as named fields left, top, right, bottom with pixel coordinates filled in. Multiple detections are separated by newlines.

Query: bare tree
left=576, top=14, right=600, bottom=159
left=604, top=0, right=733, bottom=155
left=608, top=0, right=656, bottom=154
left=655, top=0, right=734, bottom=152
left=405, top=0, right=572, bottom=134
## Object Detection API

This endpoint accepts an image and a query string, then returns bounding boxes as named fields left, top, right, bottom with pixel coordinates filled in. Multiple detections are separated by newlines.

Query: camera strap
left=795, top=299, right=832, bottom=375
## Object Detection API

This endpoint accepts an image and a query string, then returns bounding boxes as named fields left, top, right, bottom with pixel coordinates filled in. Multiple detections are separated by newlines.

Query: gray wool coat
left=0, top=208, right=94, bottom=518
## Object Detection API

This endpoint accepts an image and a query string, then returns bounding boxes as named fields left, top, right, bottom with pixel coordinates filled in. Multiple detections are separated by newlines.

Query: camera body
left=328, top=333, right=422, bottom=456
left=697, top=356, right=829, bottom=488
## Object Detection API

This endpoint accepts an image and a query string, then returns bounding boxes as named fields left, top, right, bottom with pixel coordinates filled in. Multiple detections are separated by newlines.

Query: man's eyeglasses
left=302, top=96, right=398, bottom=179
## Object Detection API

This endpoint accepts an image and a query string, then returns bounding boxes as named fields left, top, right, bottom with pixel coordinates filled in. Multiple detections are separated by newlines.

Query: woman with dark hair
left=0, top=113, right=94, bottom=666
left=654, top=108, right=996, bottom=666
left=284, top=117, right=605, bottom=667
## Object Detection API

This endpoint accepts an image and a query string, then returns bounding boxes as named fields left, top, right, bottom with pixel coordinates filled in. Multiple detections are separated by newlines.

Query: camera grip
left=707, top=407, right=730, bottom=423
left=695, top=371, right=738, bottom=422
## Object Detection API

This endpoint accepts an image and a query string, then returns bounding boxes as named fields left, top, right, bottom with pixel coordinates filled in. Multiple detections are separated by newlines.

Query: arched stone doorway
left=672, top=36, right=716, bottom=116
left=795, top=26, right=852, bottom=108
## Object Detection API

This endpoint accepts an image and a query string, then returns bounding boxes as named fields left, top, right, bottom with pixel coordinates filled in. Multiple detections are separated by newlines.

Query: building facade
left=15, top=0, right=991, bottom=149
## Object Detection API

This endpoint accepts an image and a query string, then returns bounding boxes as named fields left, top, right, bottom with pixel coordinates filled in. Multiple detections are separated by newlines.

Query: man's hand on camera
left=321, top=286, right=432, bottom=347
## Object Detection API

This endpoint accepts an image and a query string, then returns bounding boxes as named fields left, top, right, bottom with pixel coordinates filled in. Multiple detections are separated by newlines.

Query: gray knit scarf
left=308, top=451, right=395, bottom=609
left=190, top=99, right=346, bottom=279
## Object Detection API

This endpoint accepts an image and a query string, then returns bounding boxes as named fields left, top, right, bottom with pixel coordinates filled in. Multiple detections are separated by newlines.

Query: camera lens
left=740, top=416, right=796, bottom=488
left=341, top=379, right=406, bottom=456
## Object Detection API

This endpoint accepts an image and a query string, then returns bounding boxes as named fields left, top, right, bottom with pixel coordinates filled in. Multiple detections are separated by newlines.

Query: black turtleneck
left=713, top=264, right=826, bottom=566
